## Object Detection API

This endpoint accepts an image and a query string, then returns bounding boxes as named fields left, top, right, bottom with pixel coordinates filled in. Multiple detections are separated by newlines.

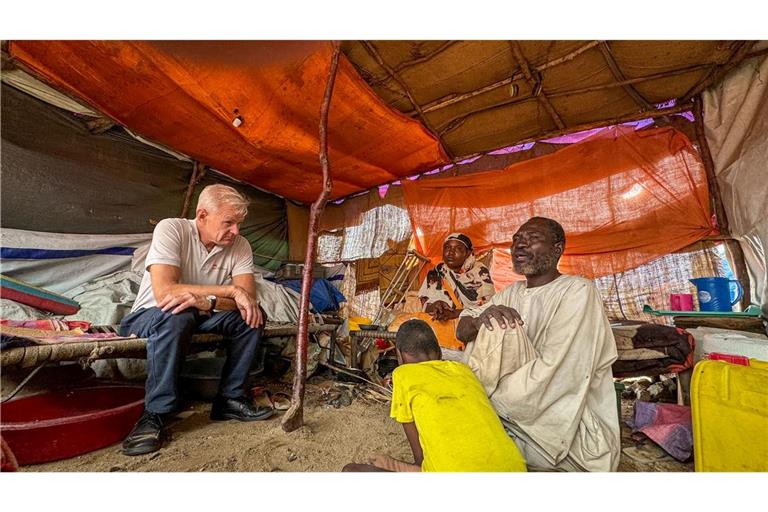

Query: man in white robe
left=456, top=217, right=620, bottom=471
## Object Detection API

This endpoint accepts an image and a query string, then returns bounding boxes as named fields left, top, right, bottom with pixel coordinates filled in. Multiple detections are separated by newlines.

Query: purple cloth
left=628, top=401, right=693, bottom=461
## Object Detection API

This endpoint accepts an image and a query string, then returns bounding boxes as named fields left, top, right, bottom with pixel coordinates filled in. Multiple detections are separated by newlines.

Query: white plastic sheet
left=703, top=54, right=768, bottom=307
left=0, top=228, right=152, bottom=294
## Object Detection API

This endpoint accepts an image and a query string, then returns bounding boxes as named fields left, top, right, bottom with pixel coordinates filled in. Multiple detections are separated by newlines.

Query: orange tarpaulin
left=402, top=126, right=717, bottom=286
left=9, top=41, right=448, bottom=203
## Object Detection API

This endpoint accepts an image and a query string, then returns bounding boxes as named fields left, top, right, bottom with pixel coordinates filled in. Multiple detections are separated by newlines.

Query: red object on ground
left=0, top=386, right=144, bottom=465
left=705, top=353, right=750, bottom=366
left=1, top=436, right=19, bottom=472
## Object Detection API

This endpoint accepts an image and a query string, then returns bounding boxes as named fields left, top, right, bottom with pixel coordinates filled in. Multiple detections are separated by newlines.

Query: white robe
left=460, top=274, right=621, bottom=472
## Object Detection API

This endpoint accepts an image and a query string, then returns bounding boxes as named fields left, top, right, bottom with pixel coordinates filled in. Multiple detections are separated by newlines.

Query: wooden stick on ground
left=320, top=361, right=393, bottom=396
left=281, top=42, right=342, bottom=432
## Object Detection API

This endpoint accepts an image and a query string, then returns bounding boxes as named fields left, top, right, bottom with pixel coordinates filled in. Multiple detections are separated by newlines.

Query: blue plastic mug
left=689, top=277, right=743, bottom=312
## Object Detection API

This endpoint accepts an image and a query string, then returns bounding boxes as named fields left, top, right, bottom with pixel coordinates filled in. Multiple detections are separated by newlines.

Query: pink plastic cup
left=670, top=293, right=694, bottom=311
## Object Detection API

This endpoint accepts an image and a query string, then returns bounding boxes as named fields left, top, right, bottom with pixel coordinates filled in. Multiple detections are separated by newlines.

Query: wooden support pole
left=598, top=41, right=655, bottom=112
left=281, top=42, right=342, bottom=433
left=414, top=40, right=599, bottom=116
left=180, top=161, right=206, bottom=218
left=681, top=41, right=755, bottom=103
left=361, top=41, right=453, bottom=159
left=368, top=41, right=459, bottom=86
left=336, top=102, right=696, bottom=202
left=436, top=63, right=714, bottom=136
left=692, top=95, right=751, bottom=307
left=509, top=41, right=566, bottom=130
left=492, top=102, right=693, bottom=148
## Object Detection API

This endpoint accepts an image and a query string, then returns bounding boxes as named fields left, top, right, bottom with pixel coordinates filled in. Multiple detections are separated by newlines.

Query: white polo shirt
left=131, top=218, right=254, bottom=313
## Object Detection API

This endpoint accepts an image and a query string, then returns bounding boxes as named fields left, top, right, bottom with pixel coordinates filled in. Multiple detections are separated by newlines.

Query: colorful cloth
left=0, top=274, right=80, bottom=315
left=390, top=360, right=527, bottom=472
left=0, top=324, right=136, bottom=350
left=418, top=255, right=495, bottom=309
left=0, top=319, right=91, bottom=331
left=629, top=401, right=693, bottom=461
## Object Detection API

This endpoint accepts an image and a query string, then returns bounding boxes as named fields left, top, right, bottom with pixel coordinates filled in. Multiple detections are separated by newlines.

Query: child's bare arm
left=369, top=454, right=420, bottom=472
left=402, top=421, right=424, bottom=466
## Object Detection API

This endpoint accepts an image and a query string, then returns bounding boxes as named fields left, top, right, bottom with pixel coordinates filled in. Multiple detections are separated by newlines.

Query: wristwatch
left=205, top=294, right=217, bottom=312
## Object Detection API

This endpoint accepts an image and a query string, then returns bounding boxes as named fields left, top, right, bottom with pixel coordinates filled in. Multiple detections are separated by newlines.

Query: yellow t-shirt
left=390, top=360, right=527, bottom=472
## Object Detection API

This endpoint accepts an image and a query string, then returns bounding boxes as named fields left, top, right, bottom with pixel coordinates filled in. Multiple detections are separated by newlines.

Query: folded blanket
left=611, top=323, right=695, bottom=378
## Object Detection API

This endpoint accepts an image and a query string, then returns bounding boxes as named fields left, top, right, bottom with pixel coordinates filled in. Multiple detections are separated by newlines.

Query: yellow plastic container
left=691, top=359, right=768, bottom=471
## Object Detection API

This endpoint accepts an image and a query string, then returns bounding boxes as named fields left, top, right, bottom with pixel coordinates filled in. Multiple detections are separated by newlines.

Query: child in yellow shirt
left=343, top=319, right=526, bottom=472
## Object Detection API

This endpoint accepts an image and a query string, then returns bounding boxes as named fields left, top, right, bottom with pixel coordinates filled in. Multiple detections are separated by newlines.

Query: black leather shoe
left=210, top=396, right=274, bottom=422
left=122, top=410, right=164, bottom=456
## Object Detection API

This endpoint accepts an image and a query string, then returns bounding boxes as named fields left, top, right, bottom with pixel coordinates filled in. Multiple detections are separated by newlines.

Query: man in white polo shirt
left=119, top=184, right=273, bottom=456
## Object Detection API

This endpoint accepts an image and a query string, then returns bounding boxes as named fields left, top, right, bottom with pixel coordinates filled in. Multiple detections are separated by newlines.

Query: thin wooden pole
left=509, top=41, right=566, bottom=130
left=368, top=41, right=459, bottom=86
left=692, top=95, right=751, bottom=307
left=281, top=42, right=342, bottom=433
left=414, top=40, right=600, bottom=116
left=435, top=64, right=715, bottom=136
left=598, top=41, right=655, bottom=112
left=361, top=41, right=453, bottom=159
left=548, top=63, right=714, bottom=99
left=692, top=96, right=729, bottom=234
left=335, top=102, right=696, bottom=203
left=681, top=41, right=755, bottom=103
left=180, top=161, right=206, bottom=218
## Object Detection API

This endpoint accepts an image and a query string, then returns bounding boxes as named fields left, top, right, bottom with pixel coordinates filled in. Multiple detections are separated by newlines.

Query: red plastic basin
left=0, top=386, right=144, bottom=465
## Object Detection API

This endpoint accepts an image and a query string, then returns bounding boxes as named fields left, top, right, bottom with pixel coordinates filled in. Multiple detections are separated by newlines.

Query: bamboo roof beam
left=493, top=102, right=692, bottom=148
left=361, top=40, right=454, bottom=158
left=436, top=63, right=717, bottom=136
left=508, top=41, right=566, bottom=130
left=411, top=40, right=600, bottom=116
left=368, top=41, right=459, bottom=86
left=681, top=41, right=756, bottom=103
left=338, top=102, right=695, bottom=202
left=598, top=41, right=655, bottom=112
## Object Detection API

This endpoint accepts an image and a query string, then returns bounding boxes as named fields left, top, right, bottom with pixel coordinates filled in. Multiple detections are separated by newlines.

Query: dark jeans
left=119, top=307, right=263, bottom=414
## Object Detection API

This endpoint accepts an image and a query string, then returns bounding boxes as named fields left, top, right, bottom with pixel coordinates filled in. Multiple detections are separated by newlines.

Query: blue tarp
left=277, top=278, right=346, bottom=313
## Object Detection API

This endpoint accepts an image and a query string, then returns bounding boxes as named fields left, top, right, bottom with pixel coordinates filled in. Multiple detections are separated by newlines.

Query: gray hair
left=196, top=184, right=249, bottom=218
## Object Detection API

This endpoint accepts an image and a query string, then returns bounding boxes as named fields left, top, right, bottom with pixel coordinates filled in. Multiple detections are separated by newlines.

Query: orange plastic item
left=10, top=41, right=448, bottom=203
left=388, top=312, right=465, bottom=351
left=402, top=126, right=716, bottom=283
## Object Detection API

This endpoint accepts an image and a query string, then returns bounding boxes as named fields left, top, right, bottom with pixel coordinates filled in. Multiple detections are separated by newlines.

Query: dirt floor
left=617, top=397, right=693, bottom=472
left=9, top=366, right=693, bottom=473
left=20, top=375, right=412, bottom=473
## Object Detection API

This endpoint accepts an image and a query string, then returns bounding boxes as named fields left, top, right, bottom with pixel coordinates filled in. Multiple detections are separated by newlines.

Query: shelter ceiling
left=341, top=40, right=753, bottom=157
left=6, top=40, right=759, bottom=202
left=7, top=41, right=448, bottom=203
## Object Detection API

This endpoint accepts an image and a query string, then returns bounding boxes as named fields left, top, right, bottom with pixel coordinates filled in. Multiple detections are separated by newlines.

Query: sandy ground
left=8, top=366, right=692, bottom=473
left=22, top=377, right=412, bottom=473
